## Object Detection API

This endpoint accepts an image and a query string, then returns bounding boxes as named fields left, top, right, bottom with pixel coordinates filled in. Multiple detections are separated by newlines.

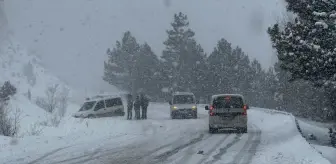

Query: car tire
left=209, top=126, right=217, bottom=134
left=239, top=127, right=248, bottom=133
left=192, top=112, right=197, bottom=119
left=87, top=114, right=96, bottom=119
left=171, top=113, right=175, bottom=119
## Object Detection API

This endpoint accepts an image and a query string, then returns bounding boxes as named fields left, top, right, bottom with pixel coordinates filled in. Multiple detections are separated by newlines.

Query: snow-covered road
left=0, top=103, right=331, bottom=164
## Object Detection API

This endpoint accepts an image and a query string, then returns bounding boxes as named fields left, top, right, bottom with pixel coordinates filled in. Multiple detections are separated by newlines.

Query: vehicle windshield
left=213, top=96, right=244, bottom=108
left=79, top=101, right=96, bottom=111
left=173, top=95, right=195, bottom=104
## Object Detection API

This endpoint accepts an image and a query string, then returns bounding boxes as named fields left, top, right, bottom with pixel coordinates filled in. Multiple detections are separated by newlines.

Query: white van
left=205, top=94, right=248, bottom=133
left=73, top=95, right=125, bottom=118
left=169, top=92, right=197, bottom=119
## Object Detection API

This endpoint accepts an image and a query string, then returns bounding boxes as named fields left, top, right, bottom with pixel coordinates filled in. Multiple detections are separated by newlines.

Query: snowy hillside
left=0, top=38, right=74, bottom=134
left=0, top=39, right=70, bottom=97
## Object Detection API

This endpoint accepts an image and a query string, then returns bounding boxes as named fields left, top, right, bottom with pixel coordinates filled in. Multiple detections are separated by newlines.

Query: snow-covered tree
left=133, top=43, right=161, bottom=97
left=269, top=0, right=336, bottom=86
left=161, top=12, right=207, bottom=95
left=103, top=31, right=140, bottom=94
left=268, top=0, right=336, bottom=119
left=207, top=38, right=233, bottom=94
left=0, top=81, right=16, bottom=101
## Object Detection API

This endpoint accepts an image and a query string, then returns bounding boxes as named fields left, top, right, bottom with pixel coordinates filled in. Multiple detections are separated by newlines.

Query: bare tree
left=0, top=102, right=21, bottom=137
left=57, top=87, right=69, bottom=117
left=27, top=122, right=44, bottom=136
left=45, top=84, right=59, bottom=113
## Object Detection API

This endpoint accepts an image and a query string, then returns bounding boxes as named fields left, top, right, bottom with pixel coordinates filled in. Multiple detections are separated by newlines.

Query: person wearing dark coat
left=140, top=93, right=149, bottom=119
left=134, top=95, right=141, bottom=120
left=126, top=94, right=133, bottom=120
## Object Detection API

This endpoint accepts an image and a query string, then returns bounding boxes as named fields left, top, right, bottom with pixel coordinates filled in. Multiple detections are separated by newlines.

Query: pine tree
left=233, top=47, right=252, bottom=99
left=268, top=0, right=336, bottom=119
left=133, top=43, right=161, bottom=98
left=0, top=81, right=16, bottom=101
left=207, top=38, right=233, bottom=94
left=261, top=67, right=277, bottom=108
left=247, top=59, right=264, bottom=106
left=161, top=12, right=206, bottom=93
left=103, top=31, right=140, bottom=94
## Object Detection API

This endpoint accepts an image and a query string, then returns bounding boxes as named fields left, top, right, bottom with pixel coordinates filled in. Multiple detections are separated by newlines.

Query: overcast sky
left=4, top=0, right=287, bottom=92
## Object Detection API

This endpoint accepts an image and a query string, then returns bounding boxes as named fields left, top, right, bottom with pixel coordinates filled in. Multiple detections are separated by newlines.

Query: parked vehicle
left=169, top=92, right=197, bottom=119
left=72, top=95, right=125, bottom=118
left=205, top=94, right=248, bottom=133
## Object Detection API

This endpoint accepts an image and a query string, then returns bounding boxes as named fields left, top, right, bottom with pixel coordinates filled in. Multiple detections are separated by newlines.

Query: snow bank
left=312, top=144, right=336, bottom=164
left=0, top=103, right=202, bottom=164
left=297, top=119, right=331, bottom=146
left=0, top=115, right=146, bottom=163
left=250, top=108, right=331, bottom=164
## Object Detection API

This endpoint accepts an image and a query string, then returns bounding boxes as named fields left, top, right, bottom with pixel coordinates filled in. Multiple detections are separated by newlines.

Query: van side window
left=94, top=100, right=105, bottom=111
left=105, top=98, right=123, bottom=108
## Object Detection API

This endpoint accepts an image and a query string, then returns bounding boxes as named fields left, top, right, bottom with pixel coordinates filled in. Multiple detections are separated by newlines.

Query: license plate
left=221, top=115, right=232, bottom=120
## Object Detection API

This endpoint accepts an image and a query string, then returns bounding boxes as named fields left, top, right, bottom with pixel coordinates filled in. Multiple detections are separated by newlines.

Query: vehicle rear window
left=213, top=96, right=244, bottom=108
left=173, top=95, right=195, bottom=104
left=105, top=98, right=123, bottom=107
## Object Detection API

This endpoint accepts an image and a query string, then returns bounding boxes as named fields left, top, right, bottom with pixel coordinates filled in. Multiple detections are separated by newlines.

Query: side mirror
left=168, top=101, right=172, bottom=105
left=205, top=105, right=209, bottom=110
left=196, top=100, right=200, bottom=104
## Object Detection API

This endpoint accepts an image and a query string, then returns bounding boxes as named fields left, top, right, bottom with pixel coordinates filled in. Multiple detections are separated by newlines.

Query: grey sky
left=4, top=0, right=287, bottom=92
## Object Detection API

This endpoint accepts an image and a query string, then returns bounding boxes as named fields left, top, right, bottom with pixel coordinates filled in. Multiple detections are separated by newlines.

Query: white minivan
left=169, top=92, right=198, bottom=119
left=205, top=94, right=248, bottom=133
left=73, top=95, right=125, bottom=118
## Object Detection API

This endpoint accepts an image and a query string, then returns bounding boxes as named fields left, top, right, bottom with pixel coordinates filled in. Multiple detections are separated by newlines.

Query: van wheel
left=87, top=114, right=95, bottom=119
left=171, top=113, right=175, bottom=119
left=209, top=126, right=217, bottom=133
left=239, top=127, right=248, bottom=133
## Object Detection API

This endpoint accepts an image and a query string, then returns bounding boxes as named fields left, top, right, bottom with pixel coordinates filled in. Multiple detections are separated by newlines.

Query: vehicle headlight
left=192, top=106, right=197, bottom=110
left=173, top=106, right=178, bottom=110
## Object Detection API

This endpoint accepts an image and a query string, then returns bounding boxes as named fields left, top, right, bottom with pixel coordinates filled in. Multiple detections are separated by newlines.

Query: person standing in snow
left=126, top=94, right=133, bottom=120
left=140, top=93, right=149, bottom=119
left=134, top=95, right=141, bottom=120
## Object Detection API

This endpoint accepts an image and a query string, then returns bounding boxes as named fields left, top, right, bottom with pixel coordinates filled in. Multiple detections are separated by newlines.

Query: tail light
left=243, top=105, right=247, bottom=115
left=209, top=105, right=215, bottom=116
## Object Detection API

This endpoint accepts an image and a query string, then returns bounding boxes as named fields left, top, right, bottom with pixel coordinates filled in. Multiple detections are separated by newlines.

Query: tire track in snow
left=203, top=133, right=243, bottom=164
left=54, top=133, right=208, bottom=164
left=195, top=134, right=233, bottom=164
left=175, top=134, right=232, bottom=164
left=223, top=124, right=259, bottom=164
left=152, top=133, right=208, bottom=162
left=239, top=124, right=261, bottom=164
left=26, top=145, right=73, bottom=164
left=54, top=140, right=173, bottom=164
